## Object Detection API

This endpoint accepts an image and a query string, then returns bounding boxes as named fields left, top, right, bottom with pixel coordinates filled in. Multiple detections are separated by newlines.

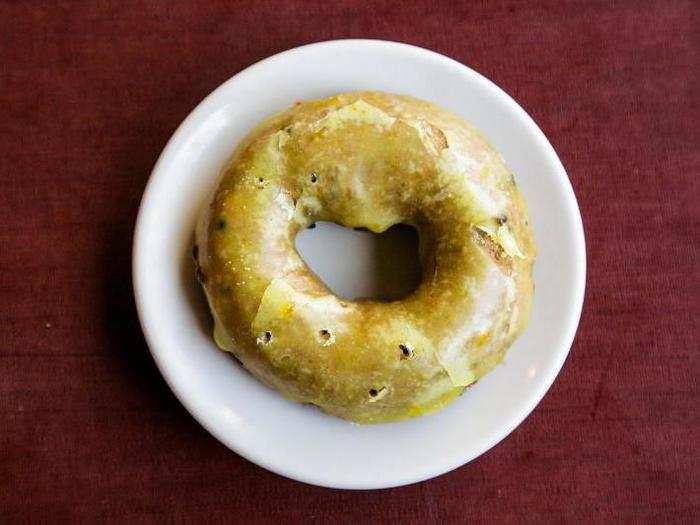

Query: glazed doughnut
left=194, top=92, right=535, bottom=423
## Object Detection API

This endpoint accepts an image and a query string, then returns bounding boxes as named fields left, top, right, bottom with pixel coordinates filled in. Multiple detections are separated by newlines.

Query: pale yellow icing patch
left=436, top=264, right=510, bottom=386
left=213, top=320, right=235, bottom=351
left=251, top=278, right=348, bottom=343
left=406, top=119, right=448, bottom=155
left=436, top=148, right=499, bottom=223
left=314, top=100, right=396, bottom=132
left=251, top=279, right=297, bottom=336
left=293, top=194, right=323, bottom=224
left=247, top=132, right=288, bottom=184
left=475, top=219, right=526, bottom=259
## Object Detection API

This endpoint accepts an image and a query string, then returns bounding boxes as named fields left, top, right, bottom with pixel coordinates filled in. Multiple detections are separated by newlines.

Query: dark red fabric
left=1, top=1, right=697, bottom=522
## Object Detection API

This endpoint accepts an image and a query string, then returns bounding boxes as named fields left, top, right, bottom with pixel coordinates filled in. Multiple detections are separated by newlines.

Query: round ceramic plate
left=133, top=40, right=585, bottom=489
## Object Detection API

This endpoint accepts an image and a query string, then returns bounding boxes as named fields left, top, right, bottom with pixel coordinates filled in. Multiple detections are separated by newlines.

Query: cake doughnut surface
left=195, top=92, right=535, bottom=424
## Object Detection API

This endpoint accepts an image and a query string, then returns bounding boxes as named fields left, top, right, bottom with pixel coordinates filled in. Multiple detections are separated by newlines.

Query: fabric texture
left=1, top=1, right=697, bottom=522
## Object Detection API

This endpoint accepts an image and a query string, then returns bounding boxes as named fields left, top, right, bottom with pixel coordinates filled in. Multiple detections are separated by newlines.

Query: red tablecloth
left=1, top=1, right=697, bottom=521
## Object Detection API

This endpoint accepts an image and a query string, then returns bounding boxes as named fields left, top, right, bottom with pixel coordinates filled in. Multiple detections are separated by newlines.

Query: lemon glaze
left=195, top=92, right=535, bottom=423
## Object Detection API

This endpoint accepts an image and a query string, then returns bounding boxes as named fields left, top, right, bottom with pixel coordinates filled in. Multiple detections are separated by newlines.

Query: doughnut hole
left=295, top=221, right=421, bottom=301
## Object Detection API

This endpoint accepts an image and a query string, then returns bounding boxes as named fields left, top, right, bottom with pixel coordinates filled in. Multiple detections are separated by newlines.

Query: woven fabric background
left=1, top=1, right=697, bottom=522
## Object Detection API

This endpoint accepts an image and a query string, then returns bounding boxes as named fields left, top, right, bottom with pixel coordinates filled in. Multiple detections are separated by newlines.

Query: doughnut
left=194, top=92, right=535, bottom=424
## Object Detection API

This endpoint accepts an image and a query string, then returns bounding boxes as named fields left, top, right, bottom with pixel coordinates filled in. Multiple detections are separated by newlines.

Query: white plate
left=133, top=40, right=585, bottom=489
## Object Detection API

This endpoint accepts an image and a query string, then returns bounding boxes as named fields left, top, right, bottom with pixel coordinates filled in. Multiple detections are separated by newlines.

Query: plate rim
left=132, top=38, right=586, bottom=489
